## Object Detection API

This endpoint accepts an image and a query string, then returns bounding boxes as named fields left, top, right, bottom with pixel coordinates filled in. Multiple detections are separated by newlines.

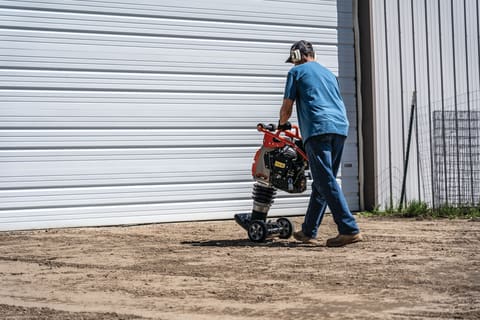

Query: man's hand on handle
left=277, top=121, right=292, bottom=131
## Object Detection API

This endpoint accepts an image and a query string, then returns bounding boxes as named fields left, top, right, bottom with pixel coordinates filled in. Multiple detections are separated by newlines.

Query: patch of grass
left=432, top=205, right=480, bottom=219
left=401, top=200, right=429, bottom=218
left=359, top=201, right=480, bottom=219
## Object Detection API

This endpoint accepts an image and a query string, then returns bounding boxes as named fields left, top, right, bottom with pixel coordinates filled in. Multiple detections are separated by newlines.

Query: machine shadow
left=181, top=239, right=323, bottom=248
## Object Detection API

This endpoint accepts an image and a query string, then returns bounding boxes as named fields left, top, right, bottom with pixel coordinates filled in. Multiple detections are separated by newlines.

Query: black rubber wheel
left=248, top=220, right=268, bottom=243
left=277, top=217, right=294, bottom=239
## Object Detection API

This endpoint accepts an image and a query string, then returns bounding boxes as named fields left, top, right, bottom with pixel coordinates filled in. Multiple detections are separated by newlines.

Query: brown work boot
left=326, top=233, right=363, bottom=247
left=293, top=231, right=317, bottom=244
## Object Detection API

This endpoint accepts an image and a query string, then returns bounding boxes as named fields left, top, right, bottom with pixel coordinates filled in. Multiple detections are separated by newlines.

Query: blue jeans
left=302, top=134, right=360, bottom=238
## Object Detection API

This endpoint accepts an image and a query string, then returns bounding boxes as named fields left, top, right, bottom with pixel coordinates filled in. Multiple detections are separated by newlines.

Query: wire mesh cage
left=415, top=91, right=480, bottom=209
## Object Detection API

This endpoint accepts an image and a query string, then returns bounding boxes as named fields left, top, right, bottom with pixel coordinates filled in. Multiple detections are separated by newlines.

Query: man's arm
left=279, top=98, right=294, bottom=125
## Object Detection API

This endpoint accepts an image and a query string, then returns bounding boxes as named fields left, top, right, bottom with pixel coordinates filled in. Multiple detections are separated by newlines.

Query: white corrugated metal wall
left=0, top=0, right=358, bottom=231
left=370, top=0, right=480, bottom=208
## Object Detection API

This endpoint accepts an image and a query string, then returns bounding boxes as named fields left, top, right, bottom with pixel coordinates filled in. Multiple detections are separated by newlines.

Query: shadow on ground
left=181, top=239, right=322, bottom=248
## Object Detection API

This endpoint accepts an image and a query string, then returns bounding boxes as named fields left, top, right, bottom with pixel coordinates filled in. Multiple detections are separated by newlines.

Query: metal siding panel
left=0, top=129, right=261, bottom=148
left=439, top=1, right=455, bottom=104
left=414, top=0, right=436, bottom=204
left=0, top=70, right=286, bottom=93
left=0, top=197, right=309, bottom=231
left=466, top=0, right=480, bottom=95
left=385, top=0, right=404, bottom=206
left=398, top=0, right=421, bottom=204
left=412, top=0, right=427, bottom=112
left=1, top=7, right=340, bottom=44
left=370, top=0, right=480, bottom=209
left=0, top=30, right=344, bottom=77
left=452, top=1, right=468, bottom=98
left=371, top=0, right=391, bottom=208
left=0, top=0, right=342, bottom=27
left=0, top=0, right=358, bottom=230
left=425, top=0, right=442, bottom=109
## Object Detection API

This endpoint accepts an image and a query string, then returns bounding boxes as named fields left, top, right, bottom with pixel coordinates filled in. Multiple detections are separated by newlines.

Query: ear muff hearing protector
left=290, top=48, right=316, bottom=63
left=287, top=40, right=316, bottom=63
left=290, top=49, right=303, bottom=63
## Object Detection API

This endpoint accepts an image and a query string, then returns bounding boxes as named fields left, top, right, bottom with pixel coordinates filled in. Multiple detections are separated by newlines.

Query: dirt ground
left=0, top=215, right=479, bottom=320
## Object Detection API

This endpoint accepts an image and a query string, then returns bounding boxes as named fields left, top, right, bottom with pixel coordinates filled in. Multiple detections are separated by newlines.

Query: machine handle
left=257, top=123, right=277, bottom=132
left=257, top=125, right=307, bottom=161
left=257, top=122, right=301, bottom=139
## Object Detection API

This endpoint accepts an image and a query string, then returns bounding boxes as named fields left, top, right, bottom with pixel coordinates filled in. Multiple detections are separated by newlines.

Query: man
left=279, top=40, right=362, bottom=247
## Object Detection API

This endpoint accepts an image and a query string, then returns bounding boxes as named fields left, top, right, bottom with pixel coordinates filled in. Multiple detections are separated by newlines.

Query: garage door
left=0, top=0, right=358, bottom=230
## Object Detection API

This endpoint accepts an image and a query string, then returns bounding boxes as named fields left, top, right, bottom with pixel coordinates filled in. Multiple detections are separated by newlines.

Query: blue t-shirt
left=283, top=61, right=349, bottom=142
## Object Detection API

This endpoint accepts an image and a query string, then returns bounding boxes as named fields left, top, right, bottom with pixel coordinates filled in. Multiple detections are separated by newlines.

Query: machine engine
left=263, top=145, right=307, bottom=193
left=253, top=142, right=308, bottom=194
